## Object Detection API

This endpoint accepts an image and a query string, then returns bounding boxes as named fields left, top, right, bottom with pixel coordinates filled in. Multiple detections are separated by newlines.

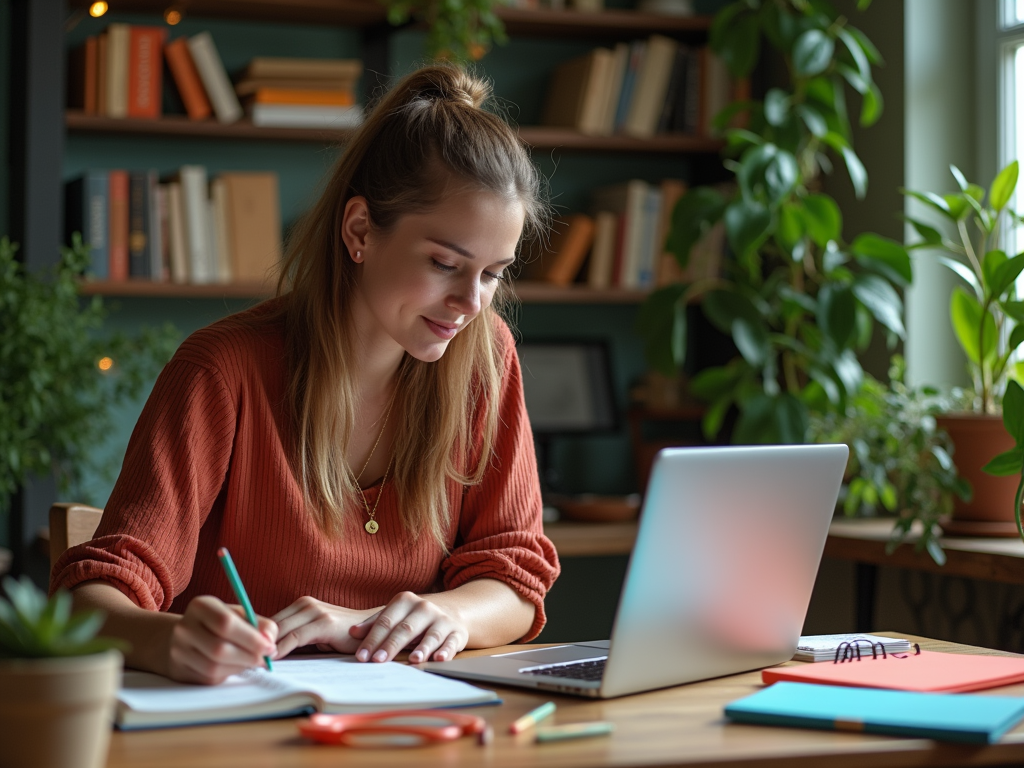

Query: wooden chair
left=48, top=502, right=103, bottom=573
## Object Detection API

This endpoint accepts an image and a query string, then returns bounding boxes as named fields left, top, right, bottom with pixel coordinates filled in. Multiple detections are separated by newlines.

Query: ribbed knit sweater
left=51, top=300, right=560, bottom=641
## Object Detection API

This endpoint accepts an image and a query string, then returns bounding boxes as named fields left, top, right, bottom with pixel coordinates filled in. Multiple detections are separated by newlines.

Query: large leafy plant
left=0, top=235, right=178, bottom=522
left=636, top=0, right=911, bottom=444
left=902, top=161, right=1024, bottom=414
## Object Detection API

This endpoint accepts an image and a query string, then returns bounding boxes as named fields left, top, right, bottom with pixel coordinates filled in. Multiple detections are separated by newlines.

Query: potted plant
left=0, top=575, right=126, bottom=768
left=0, top=235, right=178, bottom=553
left=635, top=0, right=912, bottom=445
left=808, top=356, right=970, bottom=565
left=901, top=161, right=1024, bottom=535
left=383, top=0, right=507, bottom=61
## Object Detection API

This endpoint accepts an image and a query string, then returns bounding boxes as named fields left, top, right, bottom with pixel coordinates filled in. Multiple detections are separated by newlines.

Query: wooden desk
left=105, top=636, right=1024, bottom=768
left=825, top=518, right=1024, bottom=631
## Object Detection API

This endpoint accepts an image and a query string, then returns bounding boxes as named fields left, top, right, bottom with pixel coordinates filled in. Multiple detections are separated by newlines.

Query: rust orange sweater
left=52, top=301, right=560, bottom=641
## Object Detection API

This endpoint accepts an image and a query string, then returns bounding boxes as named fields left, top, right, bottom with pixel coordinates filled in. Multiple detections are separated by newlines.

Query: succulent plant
left=0, top=576, right=125, bottom=659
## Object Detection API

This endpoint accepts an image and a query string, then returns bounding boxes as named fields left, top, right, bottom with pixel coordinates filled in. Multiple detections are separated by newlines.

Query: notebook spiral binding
left=834, top=640, right=922, bottom=664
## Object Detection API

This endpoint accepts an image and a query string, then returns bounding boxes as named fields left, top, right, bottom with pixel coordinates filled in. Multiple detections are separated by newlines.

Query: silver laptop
left=421, top=444, right=848, bottom=698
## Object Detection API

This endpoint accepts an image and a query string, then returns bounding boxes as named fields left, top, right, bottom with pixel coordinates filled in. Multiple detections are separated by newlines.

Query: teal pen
left=217, top=547, right=274, bottom=671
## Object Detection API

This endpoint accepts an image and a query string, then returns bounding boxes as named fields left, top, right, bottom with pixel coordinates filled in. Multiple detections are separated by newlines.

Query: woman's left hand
left=349, top=591, right=469, bottom=664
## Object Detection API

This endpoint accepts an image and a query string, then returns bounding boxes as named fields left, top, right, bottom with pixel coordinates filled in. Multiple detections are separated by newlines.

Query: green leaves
left=665, top=188, right=727, bottom=271
left=950, top=287, right=997, bottom=365
left=990, top=160, right=1019, bottom=212
left=724, top=199, right=772, bottom=260
left=635, top=285, right=688, bottom=376
left=0, top=235, right=178, bottom=513
left=793, top=29, right=835, bottom=77
left=849, top=234, right=912, bottom=287
left=0, top=576, right=126, bottom=658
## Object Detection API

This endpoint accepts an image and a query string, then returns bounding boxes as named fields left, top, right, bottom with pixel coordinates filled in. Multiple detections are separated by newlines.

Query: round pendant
left=365, top=520, right=379, bottom=534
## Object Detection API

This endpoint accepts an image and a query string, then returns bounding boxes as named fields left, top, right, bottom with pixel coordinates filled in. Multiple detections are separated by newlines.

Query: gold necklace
left=357, top=456, right=392, bottom=535
left=354, top=388, right=397, bottom=483
left=351, top=390, right=397, bottom=534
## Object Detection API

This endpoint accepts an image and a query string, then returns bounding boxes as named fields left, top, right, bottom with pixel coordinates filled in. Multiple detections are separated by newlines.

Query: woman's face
left=351, top=188, right=525, bottom=363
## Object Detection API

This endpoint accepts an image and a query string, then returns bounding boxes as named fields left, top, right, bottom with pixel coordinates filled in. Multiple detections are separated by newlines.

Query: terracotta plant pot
left=0, top=650, right=121, bottom=768
left=936, top=414, right=1021, bottom=537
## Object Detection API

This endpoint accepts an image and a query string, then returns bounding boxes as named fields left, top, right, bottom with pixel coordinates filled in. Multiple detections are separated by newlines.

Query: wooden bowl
left=554, top=494, right=641, bottom=523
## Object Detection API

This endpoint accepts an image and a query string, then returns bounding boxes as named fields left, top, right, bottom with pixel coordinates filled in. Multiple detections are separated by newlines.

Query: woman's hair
left=273, top=63, right=547, bottom=547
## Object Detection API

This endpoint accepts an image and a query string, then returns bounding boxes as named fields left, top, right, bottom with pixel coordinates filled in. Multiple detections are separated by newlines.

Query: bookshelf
left=76, top=278, right=652, bottom=303
left=65, top=110, right=727, bottom=153
left=7, top=0, right=729, bottom=579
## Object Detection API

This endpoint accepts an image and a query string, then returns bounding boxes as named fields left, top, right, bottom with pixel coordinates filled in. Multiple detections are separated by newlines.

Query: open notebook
left=116, top=657, right=498, bottom=729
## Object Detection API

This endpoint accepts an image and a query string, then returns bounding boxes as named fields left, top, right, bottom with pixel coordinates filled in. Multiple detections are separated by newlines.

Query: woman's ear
left=341, top=196, right=371, bottom=263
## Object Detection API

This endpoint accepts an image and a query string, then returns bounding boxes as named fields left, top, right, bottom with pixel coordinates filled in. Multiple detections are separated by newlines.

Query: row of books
left=524, top=179, right=724, bottom=290
left=65, top=168, right=282, bottom=286
left=541, top=35, right=745, bottom=138
left=68, top=24, right=364, bottom=128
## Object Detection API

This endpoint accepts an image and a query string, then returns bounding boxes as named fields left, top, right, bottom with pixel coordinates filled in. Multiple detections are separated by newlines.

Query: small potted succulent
left=902, top=161, right=1024, bottom=535
left=0, top=576, right=126, bottom=768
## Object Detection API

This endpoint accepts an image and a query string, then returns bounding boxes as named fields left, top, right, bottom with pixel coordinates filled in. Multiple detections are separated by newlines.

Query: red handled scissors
left=298, top=710, right=488, bottom=748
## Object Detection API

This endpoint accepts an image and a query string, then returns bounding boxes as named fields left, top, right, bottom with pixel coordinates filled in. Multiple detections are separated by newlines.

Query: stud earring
left=355, top=250, right=362, bottom=261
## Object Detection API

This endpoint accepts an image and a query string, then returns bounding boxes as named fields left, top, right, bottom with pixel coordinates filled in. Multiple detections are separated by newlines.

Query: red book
left=128, top=26, right=167, bottom=119
left=108, top=170, right=129, bottom=281
left=164, top=37, right=212, bottom=121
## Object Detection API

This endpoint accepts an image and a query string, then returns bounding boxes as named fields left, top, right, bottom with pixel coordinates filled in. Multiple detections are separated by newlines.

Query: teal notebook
left=725, top=682, right=1024, bottom=744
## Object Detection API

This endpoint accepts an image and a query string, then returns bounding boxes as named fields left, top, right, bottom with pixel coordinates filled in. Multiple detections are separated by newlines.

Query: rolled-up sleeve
left=50, top=352, right=237, bottom=610
left=440, top=324, right=560, bottom=641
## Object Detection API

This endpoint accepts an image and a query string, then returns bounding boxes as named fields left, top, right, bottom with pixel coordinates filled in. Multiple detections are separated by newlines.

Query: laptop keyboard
left=519, top=656, right=607, bottom=681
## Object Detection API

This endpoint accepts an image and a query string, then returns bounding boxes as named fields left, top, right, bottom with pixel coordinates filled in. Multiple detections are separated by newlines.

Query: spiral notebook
left=763, top=650, right=1024, bottom=693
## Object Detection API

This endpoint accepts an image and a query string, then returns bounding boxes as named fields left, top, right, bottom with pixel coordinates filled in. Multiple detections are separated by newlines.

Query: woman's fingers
left=355, top=593, right=467, bottom=664
left=272, top=596, right=368, bottom=657
left=168, top=597, right=277, bottom=684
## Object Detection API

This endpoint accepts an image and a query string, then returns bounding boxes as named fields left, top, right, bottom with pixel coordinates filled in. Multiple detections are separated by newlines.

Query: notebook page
left=263, top=657, right=497, bottom=708
left=119, top=656, right=495, bottom=715
left=119, top=667, right=300, bottom=713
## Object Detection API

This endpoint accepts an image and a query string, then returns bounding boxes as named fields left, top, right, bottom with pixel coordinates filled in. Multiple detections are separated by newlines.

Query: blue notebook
left=725, top=682, right=1024, bottom=744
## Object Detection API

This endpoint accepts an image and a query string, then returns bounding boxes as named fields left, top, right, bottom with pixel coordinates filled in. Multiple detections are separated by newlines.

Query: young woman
left=51, top=64, right=561, bottom=685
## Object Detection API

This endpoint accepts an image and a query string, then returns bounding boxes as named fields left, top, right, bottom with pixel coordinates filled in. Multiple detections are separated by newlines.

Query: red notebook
left=763, top=651, right=1024, bottom=693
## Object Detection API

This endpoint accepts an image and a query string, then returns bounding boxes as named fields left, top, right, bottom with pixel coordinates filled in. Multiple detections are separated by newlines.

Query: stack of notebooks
left=68, top=25, right=364, bottom=129
left=541, top=34, right=747, bottom=138
left=792, top=633, right=914, bottom=662
left=235, top=57, right=364, bottom=128
left=724, top=634, right=1024, bottom=744
left=65, top=168, right=281, bottom=286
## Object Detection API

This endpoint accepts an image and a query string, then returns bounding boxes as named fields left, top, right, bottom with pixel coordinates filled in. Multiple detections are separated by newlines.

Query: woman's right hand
left=167, top=595, right=278, bottom=685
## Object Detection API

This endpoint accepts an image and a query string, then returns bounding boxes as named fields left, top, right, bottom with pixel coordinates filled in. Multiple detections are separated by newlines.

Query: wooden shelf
left=77, top=280, right=650, bottom=303
left=513, top=282, right=648, bottom=303
left=496, top=7, right=713, bottom=39
left=65, top=111, right=724, bottom=154
left=77, top=280, right=274, bottom=299
left=68, top=0, right=389, bottom=27
left=69, top=0, right=710, bottom=37
left=543, top=520, right=638, bottom=557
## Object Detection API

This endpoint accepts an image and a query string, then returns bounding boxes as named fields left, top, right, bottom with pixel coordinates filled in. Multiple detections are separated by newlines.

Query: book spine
left=85, top=172, right=109, bottom=279
left=97, top=32, right=108, bottom=116
left=587, top=211, right=617, bottom=289
left=128, top=26, right=166, bottom=119
left=84, top=36, right=98, bottom=114
left=187, top=32, right=243, bottom=124
left=148, top=171, right=164, bottom=281
left=252, top=88, right=357, bottom=106
left=179, top=166, right=212, bottom=283
left=164, top=37, right=213, bottom=121
left=128, top=170, right=151, bottom=278
left=166, top=181, right=189, bottom=284
left=210, top=178, right=233, bottom=283
left=614, top=41, right=644, bottom=133
left=105, top=23, right=130, bottom=118
left=108, top=170, right=129, bottom=281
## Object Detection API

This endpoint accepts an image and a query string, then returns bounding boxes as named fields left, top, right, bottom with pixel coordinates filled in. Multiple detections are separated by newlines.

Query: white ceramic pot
left=0, top=650, right=122, bottom=768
